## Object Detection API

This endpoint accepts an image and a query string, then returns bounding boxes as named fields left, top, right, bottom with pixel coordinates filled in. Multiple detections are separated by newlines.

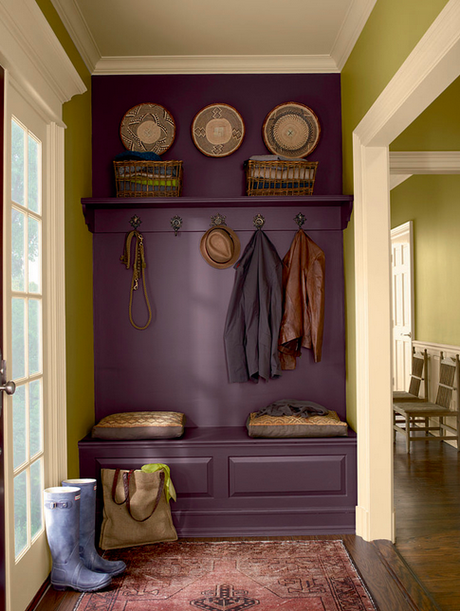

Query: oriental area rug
left=75, top=540, right=377, bottom=611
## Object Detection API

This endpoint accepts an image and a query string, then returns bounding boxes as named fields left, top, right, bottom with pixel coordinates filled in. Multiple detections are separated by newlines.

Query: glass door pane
left=5, top=76, right=57, bottom=611
left=10, top=117, right=43, bottom=561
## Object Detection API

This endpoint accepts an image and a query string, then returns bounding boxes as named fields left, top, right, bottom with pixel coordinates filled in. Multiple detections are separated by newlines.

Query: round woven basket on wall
left=262, top=102, right=321, bottom=158
left=120, top=102, right=176, bottom=154
left=191, top=103, right=245, bottom=157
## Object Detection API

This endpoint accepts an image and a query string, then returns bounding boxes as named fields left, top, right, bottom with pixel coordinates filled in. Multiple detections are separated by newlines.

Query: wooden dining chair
left=393, top=349, right=428, bottom=403
left=393, top=353, right=460, bottom=453
left=393, top=349, right=428, bottom=442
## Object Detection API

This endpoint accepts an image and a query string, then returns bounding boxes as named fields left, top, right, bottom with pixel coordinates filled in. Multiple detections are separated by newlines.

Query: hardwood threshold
left=372, top=539, right=441, bottom=611
left=342, top=535, right=440, bottom=611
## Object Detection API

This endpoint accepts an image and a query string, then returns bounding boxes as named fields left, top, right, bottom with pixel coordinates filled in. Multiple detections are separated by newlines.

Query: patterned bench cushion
left=246, top=410, right=348, bottom=438
left=92, top=411, right=186, bottom=440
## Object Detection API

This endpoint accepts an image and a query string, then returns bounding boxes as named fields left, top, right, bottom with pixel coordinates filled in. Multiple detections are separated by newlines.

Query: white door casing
left=353, top=0, right=460, bottom=541
left=391, top=222, right=414, bottom=392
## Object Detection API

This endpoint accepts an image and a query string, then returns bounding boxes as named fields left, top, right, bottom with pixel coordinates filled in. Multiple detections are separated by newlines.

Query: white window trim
left=44, top=121, right=68, bottom=483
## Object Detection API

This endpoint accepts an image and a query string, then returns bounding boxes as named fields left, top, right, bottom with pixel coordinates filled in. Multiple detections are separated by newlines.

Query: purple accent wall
left=92, top=208, right=346, bottom=425
left=91, top=74, right=342, bottom=198
left=90, top=73, right=347, bottom=427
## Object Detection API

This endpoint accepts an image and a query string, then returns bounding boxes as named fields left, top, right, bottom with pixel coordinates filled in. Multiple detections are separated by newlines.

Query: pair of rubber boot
left=44, top=478, right=126, bottom=592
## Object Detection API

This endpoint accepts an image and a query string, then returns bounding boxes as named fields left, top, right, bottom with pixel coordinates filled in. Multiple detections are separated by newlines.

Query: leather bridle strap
left=120, top=229, right=152, bottom=330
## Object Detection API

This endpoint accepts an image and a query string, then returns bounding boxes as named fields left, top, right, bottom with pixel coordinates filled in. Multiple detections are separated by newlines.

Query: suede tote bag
left=99, top=468, right=178, bottom=550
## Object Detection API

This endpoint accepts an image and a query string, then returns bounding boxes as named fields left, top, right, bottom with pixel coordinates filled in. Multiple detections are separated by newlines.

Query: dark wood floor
left=393, top=431, right=460, bottom=611
left=33, top=433, right=460, bottom=611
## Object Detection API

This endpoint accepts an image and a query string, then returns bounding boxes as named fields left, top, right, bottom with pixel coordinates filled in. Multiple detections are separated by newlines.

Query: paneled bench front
left=79, top=426, right=357, bottom=537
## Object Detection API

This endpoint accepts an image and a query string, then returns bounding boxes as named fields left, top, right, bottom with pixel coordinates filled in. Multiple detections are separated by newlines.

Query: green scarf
left=141, top=463, right=177, bottom=502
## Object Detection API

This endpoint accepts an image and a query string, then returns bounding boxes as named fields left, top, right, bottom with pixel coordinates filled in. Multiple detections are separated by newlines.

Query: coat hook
left=170, top=215, right=183, bottom=236
left=210, top=212, right=227, bottom=227
left=130, top=215, right=142, bottom=230
left=253, top=214, right=265, bottom=230
left=294, top=212, right=306, bottom=228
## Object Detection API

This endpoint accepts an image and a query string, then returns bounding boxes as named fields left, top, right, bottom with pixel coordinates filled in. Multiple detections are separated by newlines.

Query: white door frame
left=353, top=0, right=460, bottom=541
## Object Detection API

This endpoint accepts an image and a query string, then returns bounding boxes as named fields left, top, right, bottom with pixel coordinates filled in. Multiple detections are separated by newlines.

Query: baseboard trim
left=172, top=507, right=356, bottom=537
left=26, top=576, right=50, bottom=611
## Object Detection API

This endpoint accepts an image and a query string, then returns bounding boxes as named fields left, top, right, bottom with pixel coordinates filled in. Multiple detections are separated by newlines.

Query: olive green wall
left=341, top=0, right=449, bottom=430
left=391, top=75, right=460, bottom=152
left=62, top=93, right=94, bottom=478
left=390, top=75, right=460, bottom=346
left=391, top=175, right=460, bottom=345
left=35, top=1, right=94, bottom=477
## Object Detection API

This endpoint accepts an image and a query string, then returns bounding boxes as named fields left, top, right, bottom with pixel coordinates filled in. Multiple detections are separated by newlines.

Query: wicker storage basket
left=246, top=159, right=318, bottom=196
left=114, top=160, right=183, bottom=197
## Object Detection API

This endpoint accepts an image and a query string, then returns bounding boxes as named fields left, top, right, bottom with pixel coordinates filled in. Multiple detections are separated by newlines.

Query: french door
left=3, top=78, right=51, bottom=611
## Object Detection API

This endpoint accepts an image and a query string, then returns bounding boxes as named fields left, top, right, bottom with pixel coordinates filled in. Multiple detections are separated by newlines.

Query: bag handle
left=111, top=468, right=128, bottom=505
left=112, top=469, right=165, bottom=522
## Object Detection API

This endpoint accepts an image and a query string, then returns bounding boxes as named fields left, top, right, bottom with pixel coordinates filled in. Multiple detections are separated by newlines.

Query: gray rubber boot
left=62, top=478, right=126, bottom=577
left=44, top=487, right=112, bottom=592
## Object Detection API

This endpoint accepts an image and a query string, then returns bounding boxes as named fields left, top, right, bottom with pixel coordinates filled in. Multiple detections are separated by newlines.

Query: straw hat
left=200, top=225, right=241, bottom=269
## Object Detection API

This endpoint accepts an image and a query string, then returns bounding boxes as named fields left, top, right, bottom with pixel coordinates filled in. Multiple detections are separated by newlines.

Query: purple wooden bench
left=79, top=426, right=357, bottom=537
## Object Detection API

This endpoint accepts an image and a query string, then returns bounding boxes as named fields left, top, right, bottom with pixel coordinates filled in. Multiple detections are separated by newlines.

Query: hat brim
left=200, top=225, right=241, bottom=269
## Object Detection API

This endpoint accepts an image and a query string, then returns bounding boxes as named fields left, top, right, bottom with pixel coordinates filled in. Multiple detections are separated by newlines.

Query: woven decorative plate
left=120, top=103, right=176, bottom=154
left=191, top=103, right=245, bottom=157
left=262, top=102, right=320, bottom=158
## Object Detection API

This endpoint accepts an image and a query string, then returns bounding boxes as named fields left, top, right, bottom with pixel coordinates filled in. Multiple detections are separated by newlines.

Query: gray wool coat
left=224, top=229, right=283, bottom=383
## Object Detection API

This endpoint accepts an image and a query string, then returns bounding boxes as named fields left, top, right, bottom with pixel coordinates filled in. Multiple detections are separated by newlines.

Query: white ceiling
left=50, top=0, right=377, bottom=75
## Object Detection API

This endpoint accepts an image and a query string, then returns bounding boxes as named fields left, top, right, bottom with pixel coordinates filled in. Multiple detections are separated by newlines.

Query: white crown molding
left=0, top=0, right=86, bottom=122
left=93, top=54, right=340, bottom=75
left=389, top=151, right=460, bottom=189
left=389, top=151, right=460, bottom=174
left=355, top=0, right=460, bottom=148
left=50, top=0, right=101, bottom=74
left=331, top=0, right=378, bottom=71
left=51, top=0, right=378, bottom=76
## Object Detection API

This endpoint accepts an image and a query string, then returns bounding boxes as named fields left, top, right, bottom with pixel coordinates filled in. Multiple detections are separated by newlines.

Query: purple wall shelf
left=81, top=195, right=353, bottom=233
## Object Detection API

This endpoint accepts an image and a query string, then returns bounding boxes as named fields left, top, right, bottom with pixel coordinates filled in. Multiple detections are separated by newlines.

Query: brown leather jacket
left=278, top=229, right=325, bottom=368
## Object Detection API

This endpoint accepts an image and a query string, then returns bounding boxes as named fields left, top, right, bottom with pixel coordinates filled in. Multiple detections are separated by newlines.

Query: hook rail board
left=81, top=196, right=353, bottom=234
